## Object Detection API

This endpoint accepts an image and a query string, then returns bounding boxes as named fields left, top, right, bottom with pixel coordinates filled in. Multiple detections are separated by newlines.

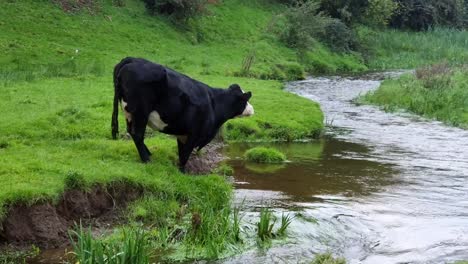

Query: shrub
left=317, top=20, right=357, bottom=52
left=319, top=0, right=369, bottom=25
left=245, top=147, right=286, bottom=164
left=280, top=1, right=333, bottom=50
left=415, top=62, right=453, bottom=89
left=390, top=0, right=466, bottom=30
left=142, top=0, right=208, bottom=22
left=363, top=0, right=398, bottom=27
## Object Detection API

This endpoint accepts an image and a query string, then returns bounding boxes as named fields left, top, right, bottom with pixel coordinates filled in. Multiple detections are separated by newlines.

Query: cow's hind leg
left=129, top=115, right=151, bottom=163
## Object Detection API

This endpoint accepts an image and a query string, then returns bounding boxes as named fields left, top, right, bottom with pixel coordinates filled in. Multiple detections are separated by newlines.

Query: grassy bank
left=0, top=0, right=326, bottom=260
left=360, top=65, right=468, bottom=128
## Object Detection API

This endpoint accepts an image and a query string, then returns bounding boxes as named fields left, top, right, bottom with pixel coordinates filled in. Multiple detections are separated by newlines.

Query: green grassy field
left=0, top=0, right=325, bottom=260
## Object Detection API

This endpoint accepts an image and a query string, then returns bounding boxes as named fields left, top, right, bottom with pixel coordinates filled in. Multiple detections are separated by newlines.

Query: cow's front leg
left=177, top=138, right=196, bottom=173
left=129, top=116, right=151, bottom=163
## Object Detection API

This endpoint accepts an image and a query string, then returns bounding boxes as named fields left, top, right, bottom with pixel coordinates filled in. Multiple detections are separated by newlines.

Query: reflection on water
left=225, top=139, right=397, bottom=201
left=221, top=73, right=468, bottom=264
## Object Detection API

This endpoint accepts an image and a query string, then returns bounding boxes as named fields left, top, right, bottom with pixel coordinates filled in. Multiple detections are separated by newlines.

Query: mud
left=0, top=184, right=142, bottom=248
left=185, top=141, right=226, bottom=175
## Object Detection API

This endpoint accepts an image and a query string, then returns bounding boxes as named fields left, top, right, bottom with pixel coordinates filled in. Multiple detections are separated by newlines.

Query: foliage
left=245, top=147, right=286, bottom=164
left=69, top=224, right=150, bottom=264
left=280, top=1, right=333, bottom=50
left=0, top=246, right=40, bottom=264
left=390, top=0, right=466, bottom=30
left=415, top=62, right=453, bottom=89
left=319, top=0, right=369, bottom=25
left=360, top=66, right=468, bottom=128
left=317, top=20, right=357, bottom=52
left=142, top=0, right=208, bottom=22
left=363, top=0, right=398, bottom=27
left=310, top=253, right=346, bottom=264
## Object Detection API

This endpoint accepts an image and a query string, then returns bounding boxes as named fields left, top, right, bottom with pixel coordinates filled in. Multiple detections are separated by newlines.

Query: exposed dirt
left=0, top=184, right=143, bottom=248
left=185, top=141, right=226, bottom=175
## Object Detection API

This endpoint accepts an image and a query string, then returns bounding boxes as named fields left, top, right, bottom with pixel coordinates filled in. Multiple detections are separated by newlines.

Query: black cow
left=111, top=57, right=254, bottom=172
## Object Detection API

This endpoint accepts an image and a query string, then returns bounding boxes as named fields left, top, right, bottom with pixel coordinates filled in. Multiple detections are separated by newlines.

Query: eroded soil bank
left=0, top=141, right=226, bottom=250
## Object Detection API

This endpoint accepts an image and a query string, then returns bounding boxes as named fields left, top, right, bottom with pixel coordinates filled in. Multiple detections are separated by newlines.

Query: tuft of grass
left=311, top=253, right=346, bottom=264
left=277, top=213, right=294, bottom=237
left=64, top=170, right=87, bottom=190
left=245, top=147, right=286, bottom=164
left=69, top=224, right=150, bottom=264
left=213, top=164, right=234, bottom=176
left=256, top=207, right=276, bottom=241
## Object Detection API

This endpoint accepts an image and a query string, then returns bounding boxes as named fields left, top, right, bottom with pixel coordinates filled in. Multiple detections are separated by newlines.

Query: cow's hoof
left=141, top=158, right=151, bottom=163
left=179, top=167, right=186, bottom=174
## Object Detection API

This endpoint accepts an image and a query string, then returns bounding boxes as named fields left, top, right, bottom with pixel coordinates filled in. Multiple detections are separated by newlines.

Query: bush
left=280, top=1, right=333, bottom=50
left=245, top=147, right=286, bottom=164
left=390, top=0, right=466, bottom=30
left=319, top=0, right=369, bottom=25
left=415, top=62, right=453, bottom=89
left=142, top=0, right=208, bottom=22
left=363, top=0, right=398, bottom=27
left=317, top=20, right=357, bottom=52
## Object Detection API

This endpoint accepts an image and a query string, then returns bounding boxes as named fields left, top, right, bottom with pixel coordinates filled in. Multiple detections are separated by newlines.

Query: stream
left=221, top=72, right=468, bottom=264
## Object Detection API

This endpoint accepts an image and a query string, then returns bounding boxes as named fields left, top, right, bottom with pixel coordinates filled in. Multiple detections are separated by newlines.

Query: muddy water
left=221, top=73, right=468, bottom=264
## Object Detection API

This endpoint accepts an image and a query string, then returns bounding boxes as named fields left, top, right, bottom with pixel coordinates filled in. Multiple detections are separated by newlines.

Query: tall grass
left=69, top=224, right=150, bottom=264
left=277, top=213, right=294, bottom=236
left=360, top=27, right=468, bottom=70
left=257, top=208, right=276, bottom=241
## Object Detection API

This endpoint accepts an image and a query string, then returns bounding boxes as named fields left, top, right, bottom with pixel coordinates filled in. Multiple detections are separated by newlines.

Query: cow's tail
left=112, top=57, right=136, bottom=139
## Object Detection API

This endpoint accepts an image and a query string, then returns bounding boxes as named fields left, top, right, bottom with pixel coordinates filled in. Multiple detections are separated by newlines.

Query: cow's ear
left=242, top=91, right=252, bottom=100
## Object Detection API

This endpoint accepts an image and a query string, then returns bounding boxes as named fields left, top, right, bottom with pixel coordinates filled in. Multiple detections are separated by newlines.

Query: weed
left=277, top=213, right=294, bottom=236
left=69, top=223, right=150, bottom=264
left=257, top=207, right=276, bottom=241
left=310, top=253, right=346, bottom=264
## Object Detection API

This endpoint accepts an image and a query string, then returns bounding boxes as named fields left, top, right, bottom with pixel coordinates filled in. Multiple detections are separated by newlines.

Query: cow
left=111, top=57, right=254, bottom=173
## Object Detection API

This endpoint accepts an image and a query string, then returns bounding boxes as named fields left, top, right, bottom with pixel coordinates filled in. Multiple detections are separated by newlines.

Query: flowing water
left=220, top=72, right=468, bottom=264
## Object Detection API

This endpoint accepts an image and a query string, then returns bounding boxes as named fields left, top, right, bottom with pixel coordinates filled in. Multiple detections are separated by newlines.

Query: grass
left=69, top=224, right=150, bottom=264
left=310, top=253, right=346, bottom=264
left=360, top=65, right=468, bottom=128
left=360, top=27, right=468, bottom=70
left=277, top=213, right=294, bottom=237
left=256, top=208, right=276, bottom=241
left=245, top=147, right=286, bottom=163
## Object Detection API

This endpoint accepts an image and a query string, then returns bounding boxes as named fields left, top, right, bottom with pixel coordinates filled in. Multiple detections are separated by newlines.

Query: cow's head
left=228, top=84, right=254, bottom=118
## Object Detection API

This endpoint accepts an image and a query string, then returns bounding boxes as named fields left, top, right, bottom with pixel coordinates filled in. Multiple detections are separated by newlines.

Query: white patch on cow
left=121, top=100, right=132, bottom=122
left=241, top=102, right=254, bottom=117
left=148, top=111, right=168, bottom=131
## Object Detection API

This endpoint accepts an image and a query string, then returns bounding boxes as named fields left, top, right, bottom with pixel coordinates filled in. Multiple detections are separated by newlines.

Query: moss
left=245, top=147, right=286, bottom=164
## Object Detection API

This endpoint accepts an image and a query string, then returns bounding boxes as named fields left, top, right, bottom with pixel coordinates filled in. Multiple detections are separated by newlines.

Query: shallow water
left=221, top=72, right=468, bottom=264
